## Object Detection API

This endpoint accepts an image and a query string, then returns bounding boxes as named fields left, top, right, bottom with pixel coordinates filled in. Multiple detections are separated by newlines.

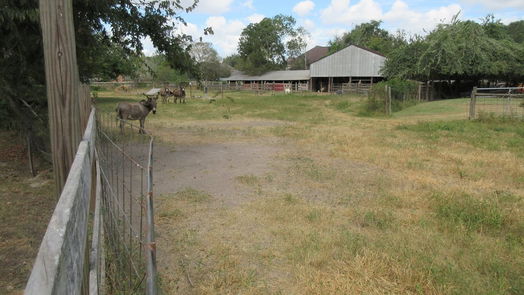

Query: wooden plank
left=40, top=0, right=82, bottom=195
left=25, top=141, right=92, bottom=294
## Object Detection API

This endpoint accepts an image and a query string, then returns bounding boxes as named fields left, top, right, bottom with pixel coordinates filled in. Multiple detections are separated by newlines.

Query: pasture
left=96, top=89, right=524, bottom=294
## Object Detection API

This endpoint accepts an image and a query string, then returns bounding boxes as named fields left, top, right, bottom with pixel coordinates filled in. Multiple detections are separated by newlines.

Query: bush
left=366, top=78, right=419, bottom=115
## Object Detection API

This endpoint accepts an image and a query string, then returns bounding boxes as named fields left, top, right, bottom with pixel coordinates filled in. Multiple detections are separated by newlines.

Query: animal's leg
left=119, top=118, right=124, bottom=134
left=139, top=119, right=144, bottom=134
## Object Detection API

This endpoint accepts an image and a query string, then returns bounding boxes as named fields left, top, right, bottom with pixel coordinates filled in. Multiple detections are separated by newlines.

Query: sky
left=142, top=0, right=524, bottom=57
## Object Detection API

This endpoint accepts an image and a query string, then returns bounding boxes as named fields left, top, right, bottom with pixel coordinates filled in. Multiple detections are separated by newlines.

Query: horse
left=115, top=97, right=157, bottom=134
left=172, top=87, right=186, bottom=104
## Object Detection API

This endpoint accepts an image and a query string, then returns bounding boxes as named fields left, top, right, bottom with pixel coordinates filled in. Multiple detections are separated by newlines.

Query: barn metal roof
left=221, top=70, right=310, bottom=81
left=310, top=45, right=386, bottom=78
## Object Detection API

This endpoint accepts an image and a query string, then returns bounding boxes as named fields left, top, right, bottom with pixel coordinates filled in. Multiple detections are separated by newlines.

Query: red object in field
left=273, top=83, right=285, bottom=91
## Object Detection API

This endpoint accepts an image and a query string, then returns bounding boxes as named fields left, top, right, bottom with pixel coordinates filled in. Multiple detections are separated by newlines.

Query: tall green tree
left=237, top=14, right=307, bottom=75
left=328, top=20, right=405, bottom=56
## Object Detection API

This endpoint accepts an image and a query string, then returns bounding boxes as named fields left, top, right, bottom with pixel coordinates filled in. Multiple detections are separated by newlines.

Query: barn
left=309, top=44, right=386, bottom=92
left=221, top=70, right=311, bottom=91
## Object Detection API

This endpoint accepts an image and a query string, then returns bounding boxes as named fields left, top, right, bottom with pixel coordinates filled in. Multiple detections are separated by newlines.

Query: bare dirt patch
left=152, top=119, right=391, bottom=294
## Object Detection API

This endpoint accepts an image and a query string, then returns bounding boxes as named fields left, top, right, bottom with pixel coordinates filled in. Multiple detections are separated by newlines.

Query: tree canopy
left=1, top=0, right=210, bottom=155
left=190, top=42, right=231, bottom=80
left=328, top=20, right=405, bottom=56
left=382, top=17, right=524, bottom=82
left=237, top=15, right=308, bottom=75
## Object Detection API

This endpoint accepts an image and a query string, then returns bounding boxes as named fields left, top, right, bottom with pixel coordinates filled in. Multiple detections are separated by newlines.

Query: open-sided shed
left=221, top=70, right=311, bottom=91
left=310, top=45, right=386, bottom=92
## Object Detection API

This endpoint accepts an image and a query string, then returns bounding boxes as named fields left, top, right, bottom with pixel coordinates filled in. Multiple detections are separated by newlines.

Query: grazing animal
left=160, top=88, right=173, bottom=103
left=115, top=97, right=157, bottom=134
left=172, top=87, right=186, bottom=104
left=284, top=87, right=292, bottom=94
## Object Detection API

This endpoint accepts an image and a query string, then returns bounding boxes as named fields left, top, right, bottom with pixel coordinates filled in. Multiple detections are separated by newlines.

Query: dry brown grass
left=95, top=91, right=524, bottom=294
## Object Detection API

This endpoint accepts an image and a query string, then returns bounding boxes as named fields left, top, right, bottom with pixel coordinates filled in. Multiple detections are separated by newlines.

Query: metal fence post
left=146, top=138, right=157, bottom=295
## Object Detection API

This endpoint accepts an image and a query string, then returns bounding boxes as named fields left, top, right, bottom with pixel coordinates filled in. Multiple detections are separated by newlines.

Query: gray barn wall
left=310, top=45, right=385, bottom=77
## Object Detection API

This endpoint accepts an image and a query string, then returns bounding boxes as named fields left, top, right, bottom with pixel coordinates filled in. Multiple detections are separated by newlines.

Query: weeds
left=433, top=193, right=504, bottom=232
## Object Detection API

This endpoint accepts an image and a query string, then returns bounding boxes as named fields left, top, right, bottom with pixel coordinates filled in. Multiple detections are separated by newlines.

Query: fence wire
left=96, top=112, right=157, bottom=294
left=472, top=87, right=524, bottom=119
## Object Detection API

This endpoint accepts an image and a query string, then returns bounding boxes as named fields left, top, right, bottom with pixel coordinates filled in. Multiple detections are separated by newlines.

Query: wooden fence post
left=40, top=0, right=82, bottom=196
left=469, top=87, right=477, bottom=120
left=388, top=86, right=392, bottom=115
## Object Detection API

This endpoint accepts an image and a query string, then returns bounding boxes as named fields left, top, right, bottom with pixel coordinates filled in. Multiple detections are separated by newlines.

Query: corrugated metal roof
left=221, top=70, right=310, bottom=81
left=310, top=45, right=386, bottom=77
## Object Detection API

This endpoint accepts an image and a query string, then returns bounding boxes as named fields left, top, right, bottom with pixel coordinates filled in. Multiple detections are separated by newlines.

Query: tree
left=382, top=17, right=524, bottom=83
left=223, top=54, right=242, bottom=69
left=507, top=20, right=524, bottom=43
left=1, top=0, right=208, bottom=159
left=190, top=42, right=231, bottom=80
left=328, top=20, right=405, bottom=56
left=237, top=14, right=307, bottom=75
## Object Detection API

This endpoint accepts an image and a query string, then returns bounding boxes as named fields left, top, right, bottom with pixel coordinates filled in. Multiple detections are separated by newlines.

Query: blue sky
left=142, top=0, right=524, bottom=57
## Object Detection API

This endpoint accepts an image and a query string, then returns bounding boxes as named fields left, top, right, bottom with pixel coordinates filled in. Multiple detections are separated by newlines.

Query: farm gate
left=469, top=87, right=524, bottom=119
left=25, top=108, right=158, bottom=294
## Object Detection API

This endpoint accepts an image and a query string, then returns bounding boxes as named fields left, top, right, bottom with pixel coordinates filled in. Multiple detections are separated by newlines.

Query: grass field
left=97, top=89, right=524, bottom=294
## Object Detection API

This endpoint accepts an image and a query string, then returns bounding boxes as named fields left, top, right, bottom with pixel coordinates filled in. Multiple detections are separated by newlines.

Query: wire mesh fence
left=96, top=112, right=157, bottom=294
left=470, top=87, right=524, bottom=119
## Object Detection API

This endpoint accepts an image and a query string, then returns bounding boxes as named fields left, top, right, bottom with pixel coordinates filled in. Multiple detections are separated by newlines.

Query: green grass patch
left=173, top=188, right=211, bottom=203
left=433, top=193, right=503, bottom=232
left=398, top=118, right=524, bottom=157
left=394, top=98, right=469, bottom=117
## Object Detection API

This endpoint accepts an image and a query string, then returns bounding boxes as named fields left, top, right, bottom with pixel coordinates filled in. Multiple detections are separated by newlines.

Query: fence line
left=25, top=110, right=96, bottom=294
left=25, top=108, right=158, bottom=294
left=469, top=87, right=524, bottom=119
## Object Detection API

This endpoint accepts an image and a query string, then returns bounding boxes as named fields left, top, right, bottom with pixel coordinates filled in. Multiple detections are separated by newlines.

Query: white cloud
left=461, top=0, right=524, bottom=9
left=320, top=0, right=382, bottom=25
left=173, top=22, right=200, bottom=37
left=303, top=18, right=316, bottom=31
left=242, top=0, right=254, bottom=9
left=181, top=0, right=234, bottom=14
left=320, top=0, right=462, bottom=34
left=204, top=16, right=245, bottom=56
left=247, top=13, right=265, bottom=23
left=293, top=1, right=316, bottom=17
left=141, top=36, right=156, bottom=56
left=383, top=1, right=461, bottom=33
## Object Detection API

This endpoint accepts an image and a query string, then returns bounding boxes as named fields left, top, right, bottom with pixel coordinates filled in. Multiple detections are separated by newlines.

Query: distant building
left=220, top=70, right=310, bottom=91
left=221, top=44, right=386, bottom=93
left=287, top=46, right=330, bottom=70
left=310, top=44, right=386, bottom=92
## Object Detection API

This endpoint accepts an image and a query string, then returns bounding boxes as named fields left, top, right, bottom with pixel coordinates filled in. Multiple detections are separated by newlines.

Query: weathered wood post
left=469, top=87, right=477, bottom=120
left=388, top=85, right=392, bottom=116
left=40, top=0, right=82, bottom=195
